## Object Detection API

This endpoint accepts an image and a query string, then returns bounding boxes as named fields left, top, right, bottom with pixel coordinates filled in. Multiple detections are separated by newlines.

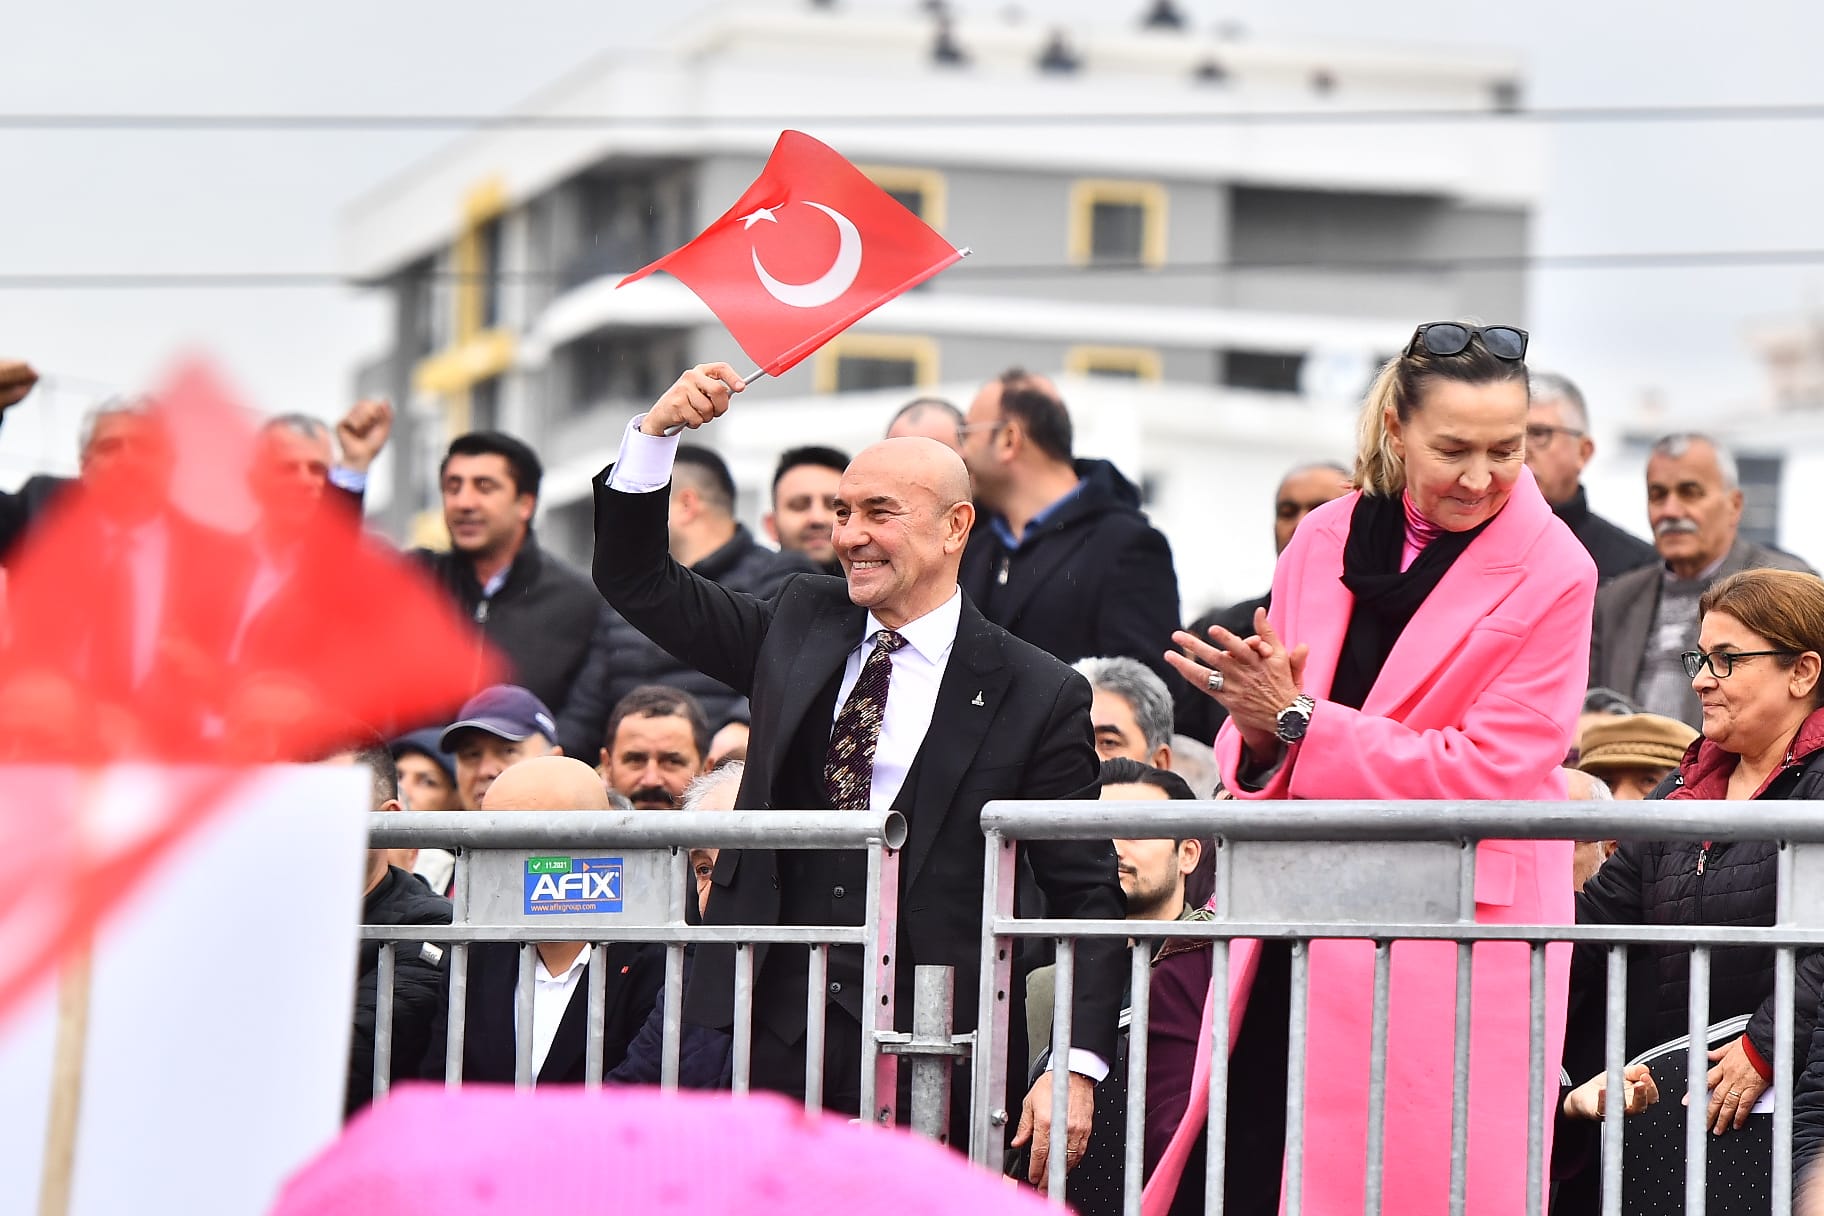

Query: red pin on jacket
left=618, top=130, right=966, bottom=377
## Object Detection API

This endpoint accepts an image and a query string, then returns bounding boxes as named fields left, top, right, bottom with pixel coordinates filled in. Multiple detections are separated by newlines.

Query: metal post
left=972, top=832, right=1018, bottom=1167
left=584, top=942, right=607, bottom=1087
left=1684, top=946, right=1711, bottom=1216
left=373, top=943, right=396, bottom=1104
left=860, top=839, right=901, bottom=1126
left=907, top=964, right=957, bottom=1143
left=444, top=943, right=468, bottom=1086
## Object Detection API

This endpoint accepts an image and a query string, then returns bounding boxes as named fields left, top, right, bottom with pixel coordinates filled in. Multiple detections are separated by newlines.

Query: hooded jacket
left=412, top=530, right=612, bottom=757
left=960, top=458, right=1179, bottom=681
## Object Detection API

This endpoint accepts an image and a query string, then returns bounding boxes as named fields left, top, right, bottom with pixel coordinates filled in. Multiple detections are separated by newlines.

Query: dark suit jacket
left=959, top=458, right=1180, bottom=684
left=591, top=471, right=1125, bottom=1069
left=425, top=939, right=665, bottom=1086
left=1590, top=536, right=1816, bottom=721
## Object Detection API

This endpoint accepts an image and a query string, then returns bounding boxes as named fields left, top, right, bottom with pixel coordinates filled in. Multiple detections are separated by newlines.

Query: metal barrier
left=358, top=801, right=1824, bottom=1215
left=974, top=799, right=1824, bottom=1216
left=360, top=810, right=908, bottom=1118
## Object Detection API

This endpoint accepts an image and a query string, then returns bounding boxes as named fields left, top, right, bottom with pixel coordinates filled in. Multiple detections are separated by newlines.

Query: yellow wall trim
left=1065, top=344, right=1164, bottom=381
left=858, top=165, right=949, bottom=231
left=813, top=334, right=940, bottom=395
left=413, top=328, right=516, bottom=397
left=1067, top=178, right=1168, bottom=268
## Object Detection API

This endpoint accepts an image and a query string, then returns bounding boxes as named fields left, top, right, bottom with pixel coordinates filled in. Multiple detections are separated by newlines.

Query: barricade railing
left=974, top=799, right=1824, bottom=1216
left=360, top=810, right=906, bottom=1120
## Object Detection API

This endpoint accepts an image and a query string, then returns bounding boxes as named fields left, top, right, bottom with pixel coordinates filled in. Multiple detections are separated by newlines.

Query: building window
left=1065, top=345, right=1163, bottom=381
left=1738, top=454, right=1783, bottom=549
left=1224, top=350, right=1306, bottom=394
left=813, top=335, right=939, bottom=394
left=860, top=166, right=948, bottom=230
left=1069, top=179, right=1168, bottom=267
left=564, top=328, right=693, bottom=416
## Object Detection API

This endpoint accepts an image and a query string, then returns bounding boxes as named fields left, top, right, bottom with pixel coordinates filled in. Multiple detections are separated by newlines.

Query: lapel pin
left=971, top=691, right=985, bottom=707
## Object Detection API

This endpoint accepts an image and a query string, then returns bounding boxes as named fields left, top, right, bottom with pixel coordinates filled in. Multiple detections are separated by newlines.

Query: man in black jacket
left=333, top=737, right=450, bottom=1119
left=1525, top=372, right=1657, bottom=583
left=957, top=369, right=1179, bottom=683
left=572, top=444, right=815, bottom=732
left=593, top=363, right=1124, bottom=1180
left=415, top=431, right=615, bottom=758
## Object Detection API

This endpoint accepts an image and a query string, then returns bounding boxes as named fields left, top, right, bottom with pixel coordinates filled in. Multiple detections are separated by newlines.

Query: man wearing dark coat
left=1525, top=372, right=1658, bottom=582
left=957, top=369, right=1180, bottom=684
left=593, top=364, right=1124, bottom=1182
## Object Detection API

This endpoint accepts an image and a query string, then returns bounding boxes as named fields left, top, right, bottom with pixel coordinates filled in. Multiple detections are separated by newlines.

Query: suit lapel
left=1611, top=573, right=1660, bottom=697
left=898, top=600, right=1009, bottom=891
left=750, top=593, right=865, bottom=808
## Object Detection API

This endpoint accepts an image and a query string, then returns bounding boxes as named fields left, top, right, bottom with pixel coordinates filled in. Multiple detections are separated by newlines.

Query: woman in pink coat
left=1154, top=321, right=1596, bottom=1214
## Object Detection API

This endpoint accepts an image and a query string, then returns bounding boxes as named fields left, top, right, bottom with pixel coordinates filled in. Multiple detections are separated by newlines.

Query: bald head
left=481, top=754, right=611, bottom=812
left=832, top=438, right=976, bottom=629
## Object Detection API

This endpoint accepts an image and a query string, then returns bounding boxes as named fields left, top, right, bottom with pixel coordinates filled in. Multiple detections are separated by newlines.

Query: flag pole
left=38, top=944, right=92, bottom=1216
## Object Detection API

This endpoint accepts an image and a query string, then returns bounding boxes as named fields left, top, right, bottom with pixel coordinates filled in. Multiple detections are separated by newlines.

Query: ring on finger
left=1206, top=670, right=1224, bottom=693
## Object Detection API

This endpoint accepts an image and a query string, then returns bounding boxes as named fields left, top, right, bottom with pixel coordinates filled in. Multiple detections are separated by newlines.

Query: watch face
left=1276, top=701, right=1312, bottom=743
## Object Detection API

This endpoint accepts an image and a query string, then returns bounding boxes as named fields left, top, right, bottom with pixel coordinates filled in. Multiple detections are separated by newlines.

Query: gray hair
left=1528, top=371, right=1589, bottom=433
left=1169, top=733, right=1219, bottom=799
left=260, top=413, right=332, bottom=444
left=681, top=760, right=745, bottom=811
left=78, top=395, right=159, bottom=457
left=1073, top=656, right=1173, bottom=756
left=1651, top=432, right=1739, bottom=491
left=1567, top=769, right=1614, bottom=801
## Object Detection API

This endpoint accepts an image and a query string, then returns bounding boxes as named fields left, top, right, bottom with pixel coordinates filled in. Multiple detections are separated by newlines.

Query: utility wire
left=9, top=247, right=1824, bottom=289
left=7, top=103, right=1824, bottom=131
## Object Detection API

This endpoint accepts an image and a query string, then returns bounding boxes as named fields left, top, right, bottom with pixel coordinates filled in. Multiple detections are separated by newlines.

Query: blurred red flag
left=0, top=357, right=502, bottom=1030
left=618, top=130, right=964, bottom=376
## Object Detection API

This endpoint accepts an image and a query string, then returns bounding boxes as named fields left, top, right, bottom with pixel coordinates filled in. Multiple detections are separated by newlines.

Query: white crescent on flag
left=745, top=201, right=864, bottom=309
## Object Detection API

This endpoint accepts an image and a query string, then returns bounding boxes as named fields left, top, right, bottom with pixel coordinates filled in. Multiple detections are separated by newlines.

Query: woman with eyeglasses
left=1564, top=567, right=1824, bottom=1214
left=1149, top=322, right=1596, bottom=1215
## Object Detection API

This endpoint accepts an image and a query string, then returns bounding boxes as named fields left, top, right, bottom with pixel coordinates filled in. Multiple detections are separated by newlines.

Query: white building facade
left=342, top=1, right=1541, bottom=615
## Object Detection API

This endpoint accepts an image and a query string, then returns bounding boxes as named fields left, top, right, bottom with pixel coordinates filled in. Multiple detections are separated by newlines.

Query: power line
left=8, top=103, right=1824, bottom=132
left=8, top=247, right=1824, bottom=290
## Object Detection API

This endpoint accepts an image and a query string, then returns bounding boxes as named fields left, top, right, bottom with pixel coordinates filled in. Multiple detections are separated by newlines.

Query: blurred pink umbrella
left=272, top=1084, right=1051, bottom=1216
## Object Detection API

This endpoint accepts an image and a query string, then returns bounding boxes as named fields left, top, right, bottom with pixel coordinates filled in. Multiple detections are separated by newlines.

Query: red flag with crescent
left=618, top=130, right=965, bottom=376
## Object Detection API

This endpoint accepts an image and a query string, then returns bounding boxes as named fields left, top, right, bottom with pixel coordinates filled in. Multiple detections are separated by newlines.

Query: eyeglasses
left=957, top=421, right=1004, bottom=440
left=1405, top=322, right=1530, bottom=362
left=1525, top=423, right=1585, bottom=445
left=1680, top=649, right=1800, bottom=679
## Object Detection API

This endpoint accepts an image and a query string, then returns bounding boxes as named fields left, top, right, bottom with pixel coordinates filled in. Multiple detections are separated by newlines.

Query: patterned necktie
left=824, top=629, right=907, bottom=810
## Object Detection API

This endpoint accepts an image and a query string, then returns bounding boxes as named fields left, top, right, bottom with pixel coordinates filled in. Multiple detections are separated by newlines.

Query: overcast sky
left=3, top=0, right=1822, bottom=477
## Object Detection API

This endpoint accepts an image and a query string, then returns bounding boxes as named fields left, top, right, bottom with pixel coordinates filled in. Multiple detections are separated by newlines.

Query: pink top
left=1400, top=490, right=1443, bottom=570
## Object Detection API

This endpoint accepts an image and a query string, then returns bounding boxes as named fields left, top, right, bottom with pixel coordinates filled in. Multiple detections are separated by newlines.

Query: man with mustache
left=598, top=684, right=708, bottom=810
left=1590, top=432, right=1814, bottom=727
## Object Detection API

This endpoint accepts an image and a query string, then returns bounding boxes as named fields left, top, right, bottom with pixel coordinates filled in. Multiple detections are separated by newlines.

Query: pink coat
left=1147, top=468, right=1596, bottom=1215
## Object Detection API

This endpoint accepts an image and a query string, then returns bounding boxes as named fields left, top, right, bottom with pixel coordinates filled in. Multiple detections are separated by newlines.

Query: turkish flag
left=618, top=130, right=964, bottom=376
left=0, top=358, right=502, bottom=1031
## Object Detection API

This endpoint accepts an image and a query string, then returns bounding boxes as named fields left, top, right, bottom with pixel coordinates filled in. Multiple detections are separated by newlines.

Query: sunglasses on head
left=1405, top=322, right=1529, bottom=362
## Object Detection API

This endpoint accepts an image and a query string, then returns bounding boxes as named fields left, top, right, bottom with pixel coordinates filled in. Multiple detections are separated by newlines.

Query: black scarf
left=1331, top=492, right=1492, bottom=711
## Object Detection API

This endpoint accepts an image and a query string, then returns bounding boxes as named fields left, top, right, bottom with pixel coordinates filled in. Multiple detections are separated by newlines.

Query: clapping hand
left=1563, top=1063, right=1659, bottom=1120
left=1166, top=607, right=1308, bottom=757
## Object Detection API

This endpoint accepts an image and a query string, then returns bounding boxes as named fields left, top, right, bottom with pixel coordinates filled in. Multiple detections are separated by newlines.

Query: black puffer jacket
left=959, top=458, right=1180, bottom=683
left=1570, top=711, right=1824, bottom=1085
left=569, top=524, right=813, bottom=732
left=348, top=866, right=451, bottom=1118
left=411, top=531, right=612, bottom=757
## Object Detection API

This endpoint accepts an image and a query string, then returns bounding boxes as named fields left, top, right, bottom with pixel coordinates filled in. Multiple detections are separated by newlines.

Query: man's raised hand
left=640, top=364, right=746, bottom=437
left=0, top=360, right=39, bottom=410
left=336, top=398, right=394, bottom=473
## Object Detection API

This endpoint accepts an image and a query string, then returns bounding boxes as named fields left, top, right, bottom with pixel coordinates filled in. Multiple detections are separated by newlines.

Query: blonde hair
left=1353, top=329, right=1531, bottom=498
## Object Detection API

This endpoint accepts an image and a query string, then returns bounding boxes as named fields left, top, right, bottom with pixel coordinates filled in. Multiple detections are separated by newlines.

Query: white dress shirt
left=516, top=946, right=590, bottom=1079
left=606, top=416, right=1105, bottom=1081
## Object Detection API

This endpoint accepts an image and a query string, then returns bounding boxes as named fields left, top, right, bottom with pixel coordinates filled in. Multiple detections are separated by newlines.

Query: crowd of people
left=8, top=327, right=1824, bottom=1214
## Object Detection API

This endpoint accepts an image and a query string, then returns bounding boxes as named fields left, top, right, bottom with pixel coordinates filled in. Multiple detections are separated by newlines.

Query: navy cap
left=438, top=685, right=558, bottom=752
left=390, top=728, right=457, bottom=785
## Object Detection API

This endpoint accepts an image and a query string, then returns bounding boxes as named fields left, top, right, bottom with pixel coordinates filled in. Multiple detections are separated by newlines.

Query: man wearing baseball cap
left=440, top=684, right=562, bottom=810
left=389, top=728, right=463, bottom=894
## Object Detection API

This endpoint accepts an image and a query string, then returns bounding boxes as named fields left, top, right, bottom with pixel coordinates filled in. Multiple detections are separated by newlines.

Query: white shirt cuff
left=1063, top=1048, right=1109, bottom=1083
left=605, top=414, right=680, bottom=493
left=327, top=465, right=368, bottom=492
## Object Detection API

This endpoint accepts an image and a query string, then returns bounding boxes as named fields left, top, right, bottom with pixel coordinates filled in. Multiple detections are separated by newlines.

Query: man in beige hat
left=1570, top=712, right=1701, bottom=889
left=1575, top=712, right=1699, bottom=801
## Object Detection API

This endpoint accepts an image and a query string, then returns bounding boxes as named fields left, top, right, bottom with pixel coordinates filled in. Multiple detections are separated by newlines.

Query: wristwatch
left=1275, top=694, right=1316, bottom=744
